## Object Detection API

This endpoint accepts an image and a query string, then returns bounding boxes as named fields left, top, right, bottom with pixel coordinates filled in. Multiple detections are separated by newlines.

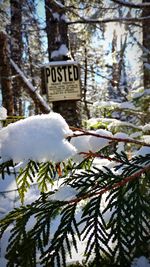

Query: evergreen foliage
left=0, top=149, right=150, bottom=266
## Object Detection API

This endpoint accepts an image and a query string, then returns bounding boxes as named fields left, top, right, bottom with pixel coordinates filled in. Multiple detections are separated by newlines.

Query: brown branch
left=68, top=164, right=150, bottom=204
left=70, top=127, right=150, bottom=147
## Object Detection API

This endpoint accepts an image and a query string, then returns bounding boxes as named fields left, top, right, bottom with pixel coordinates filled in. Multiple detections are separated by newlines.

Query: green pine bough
left=0, top=152, right=150, bottom=267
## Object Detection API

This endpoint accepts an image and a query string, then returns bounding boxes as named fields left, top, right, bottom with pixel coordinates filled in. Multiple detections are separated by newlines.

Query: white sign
left=43, top=62, right=81, bottom=102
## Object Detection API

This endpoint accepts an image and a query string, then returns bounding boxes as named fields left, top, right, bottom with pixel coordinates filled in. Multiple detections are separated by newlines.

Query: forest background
left=0, top=0, right=150, bottom=267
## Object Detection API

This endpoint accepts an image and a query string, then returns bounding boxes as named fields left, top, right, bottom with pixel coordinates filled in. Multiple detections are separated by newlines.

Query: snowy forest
left=0, top=0, right=150, bottom=266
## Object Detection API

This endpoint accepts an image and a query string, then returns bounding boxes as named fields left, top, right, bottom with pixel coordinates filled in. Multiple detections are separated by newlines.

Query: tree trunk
left=143, top=2, right=150, bottom=88
left=45, top=0, right=81, bottom=127
left=0, top=32, right=14, bottom=115
left=142, top=1, right=150, bottom=122
left=10, top=0, right=23, bottom=116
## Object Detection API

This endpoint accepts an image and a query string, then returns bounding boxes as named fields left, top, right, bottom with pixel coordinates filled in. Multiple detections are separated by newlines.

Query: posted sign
left=43, top=62, right=81, bottom=102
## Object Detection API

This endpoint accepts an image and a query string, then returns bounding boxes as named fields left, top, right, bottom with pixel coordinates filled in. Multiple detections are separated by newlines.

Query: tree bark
left=10, top=0, right=23, bottom=115
left=143, top=2, right=150, bottom=89
left=45, top=0, right=81, bottom=127
left=0, top=32, right=14, bottom=115
left=142, top=1, right=150, bottom=123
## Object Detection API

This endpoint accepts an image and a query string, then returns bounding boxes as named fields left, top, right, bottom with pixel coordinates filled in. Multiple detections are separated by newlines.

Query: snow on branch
left=10, top=59, right=50, bottom=114
left=111, top=0, right=150, bottom=9
left=53, top=0, right=65, bottom=9
left=70, top=127, right=150, bottom=147
left=0, top=112, right=76, bottom=164
left=128, top=27, right=150, bottom=55
left=68, top=16, right=150, bottom=25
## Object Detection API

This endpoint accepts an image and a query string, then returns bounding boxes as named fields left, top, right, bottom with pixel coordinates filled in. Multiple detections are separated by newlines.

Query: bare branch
left=10, top=59, right=50, bottom=114
left=68, top=16, right=150, bottom=25
left=111, top=0, right=150, bottom=9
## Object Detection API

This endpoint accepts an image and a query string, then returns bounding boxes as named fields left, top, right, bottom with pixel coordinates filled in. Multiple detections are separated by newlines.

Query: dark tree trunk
left=45, top=0, right=81, bottom=127
left=142, top=1, right=150, bottom=122
left=0, top=32, right=14, bottom=115
left=143, top=2, right=150, bottom=88
left=10, top=0, right=23, bottom=116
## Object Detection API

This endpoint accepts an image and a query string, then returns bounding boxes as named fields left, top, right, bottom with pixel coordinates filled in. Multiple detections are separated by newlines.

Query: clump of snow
left=144, top=63, right=150, bottom=70
left=119, top=102, right=136, bottom=110
left=53, top=12, right=60, bottom=21
left=58, top=44, right=68, bottom=55
left=131, top=256, right=150, bottom=267
left=55, top=34, right=61, bottom=43
left=93, top=101, right=137, bottom=110
left=130, top=88, right=150, bottom=99
left=51, top=44, right=69, bottom=59
left=143, top=123, right=150, bottom=132
left=108, top=120, right=141, bottom=131
left=130, top=132, right=142, bottom=138
left=92, top=158, right=116, bottom=172
left=43, top=60, right=76, bottom=66
left=70, top=129, right=115, bottom=161
left=86, top=117, right=100, bottom=126
left=114, top=132, right=129, bottom=154
left=50, top=185, right=77, bottom=201
left=70, top=132, right=91, bottom=162
left=61, top=14, right=68, bottom=22
left=93, top=100, right=118, bottom=108
left=0, top=112, right=77, bottom=163
left=145, top=89, right=150, bottom=95
left=143, top=135, right=150, bottom=143
left=89, top=129, right=113, bottom=152
left=54, top=0, right=65, bottom=8
left=114, top=132, right=129, bottom=139
left=0, top=106, right=7, bottom=120
left=135, top=146, right=150, bottom=157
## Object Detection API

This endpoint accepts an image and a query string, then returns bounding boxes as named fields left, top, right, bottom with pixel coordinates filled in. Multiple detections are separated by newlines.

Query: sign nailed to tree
left=42, top=61, right=81, bottom=102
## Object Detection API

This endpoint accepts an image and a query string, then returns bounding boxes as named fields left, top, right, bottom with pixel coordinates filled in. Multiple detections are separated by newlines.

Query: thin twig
left=68, top=16, right=150, bottom=25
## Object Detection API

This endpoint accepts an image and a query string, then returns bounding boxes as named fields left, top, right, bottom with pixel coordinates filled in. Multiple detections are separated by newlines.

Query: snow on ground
left=131, top=256, right=150, bottom=267
left=0, top=107, right=7, bottom=120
